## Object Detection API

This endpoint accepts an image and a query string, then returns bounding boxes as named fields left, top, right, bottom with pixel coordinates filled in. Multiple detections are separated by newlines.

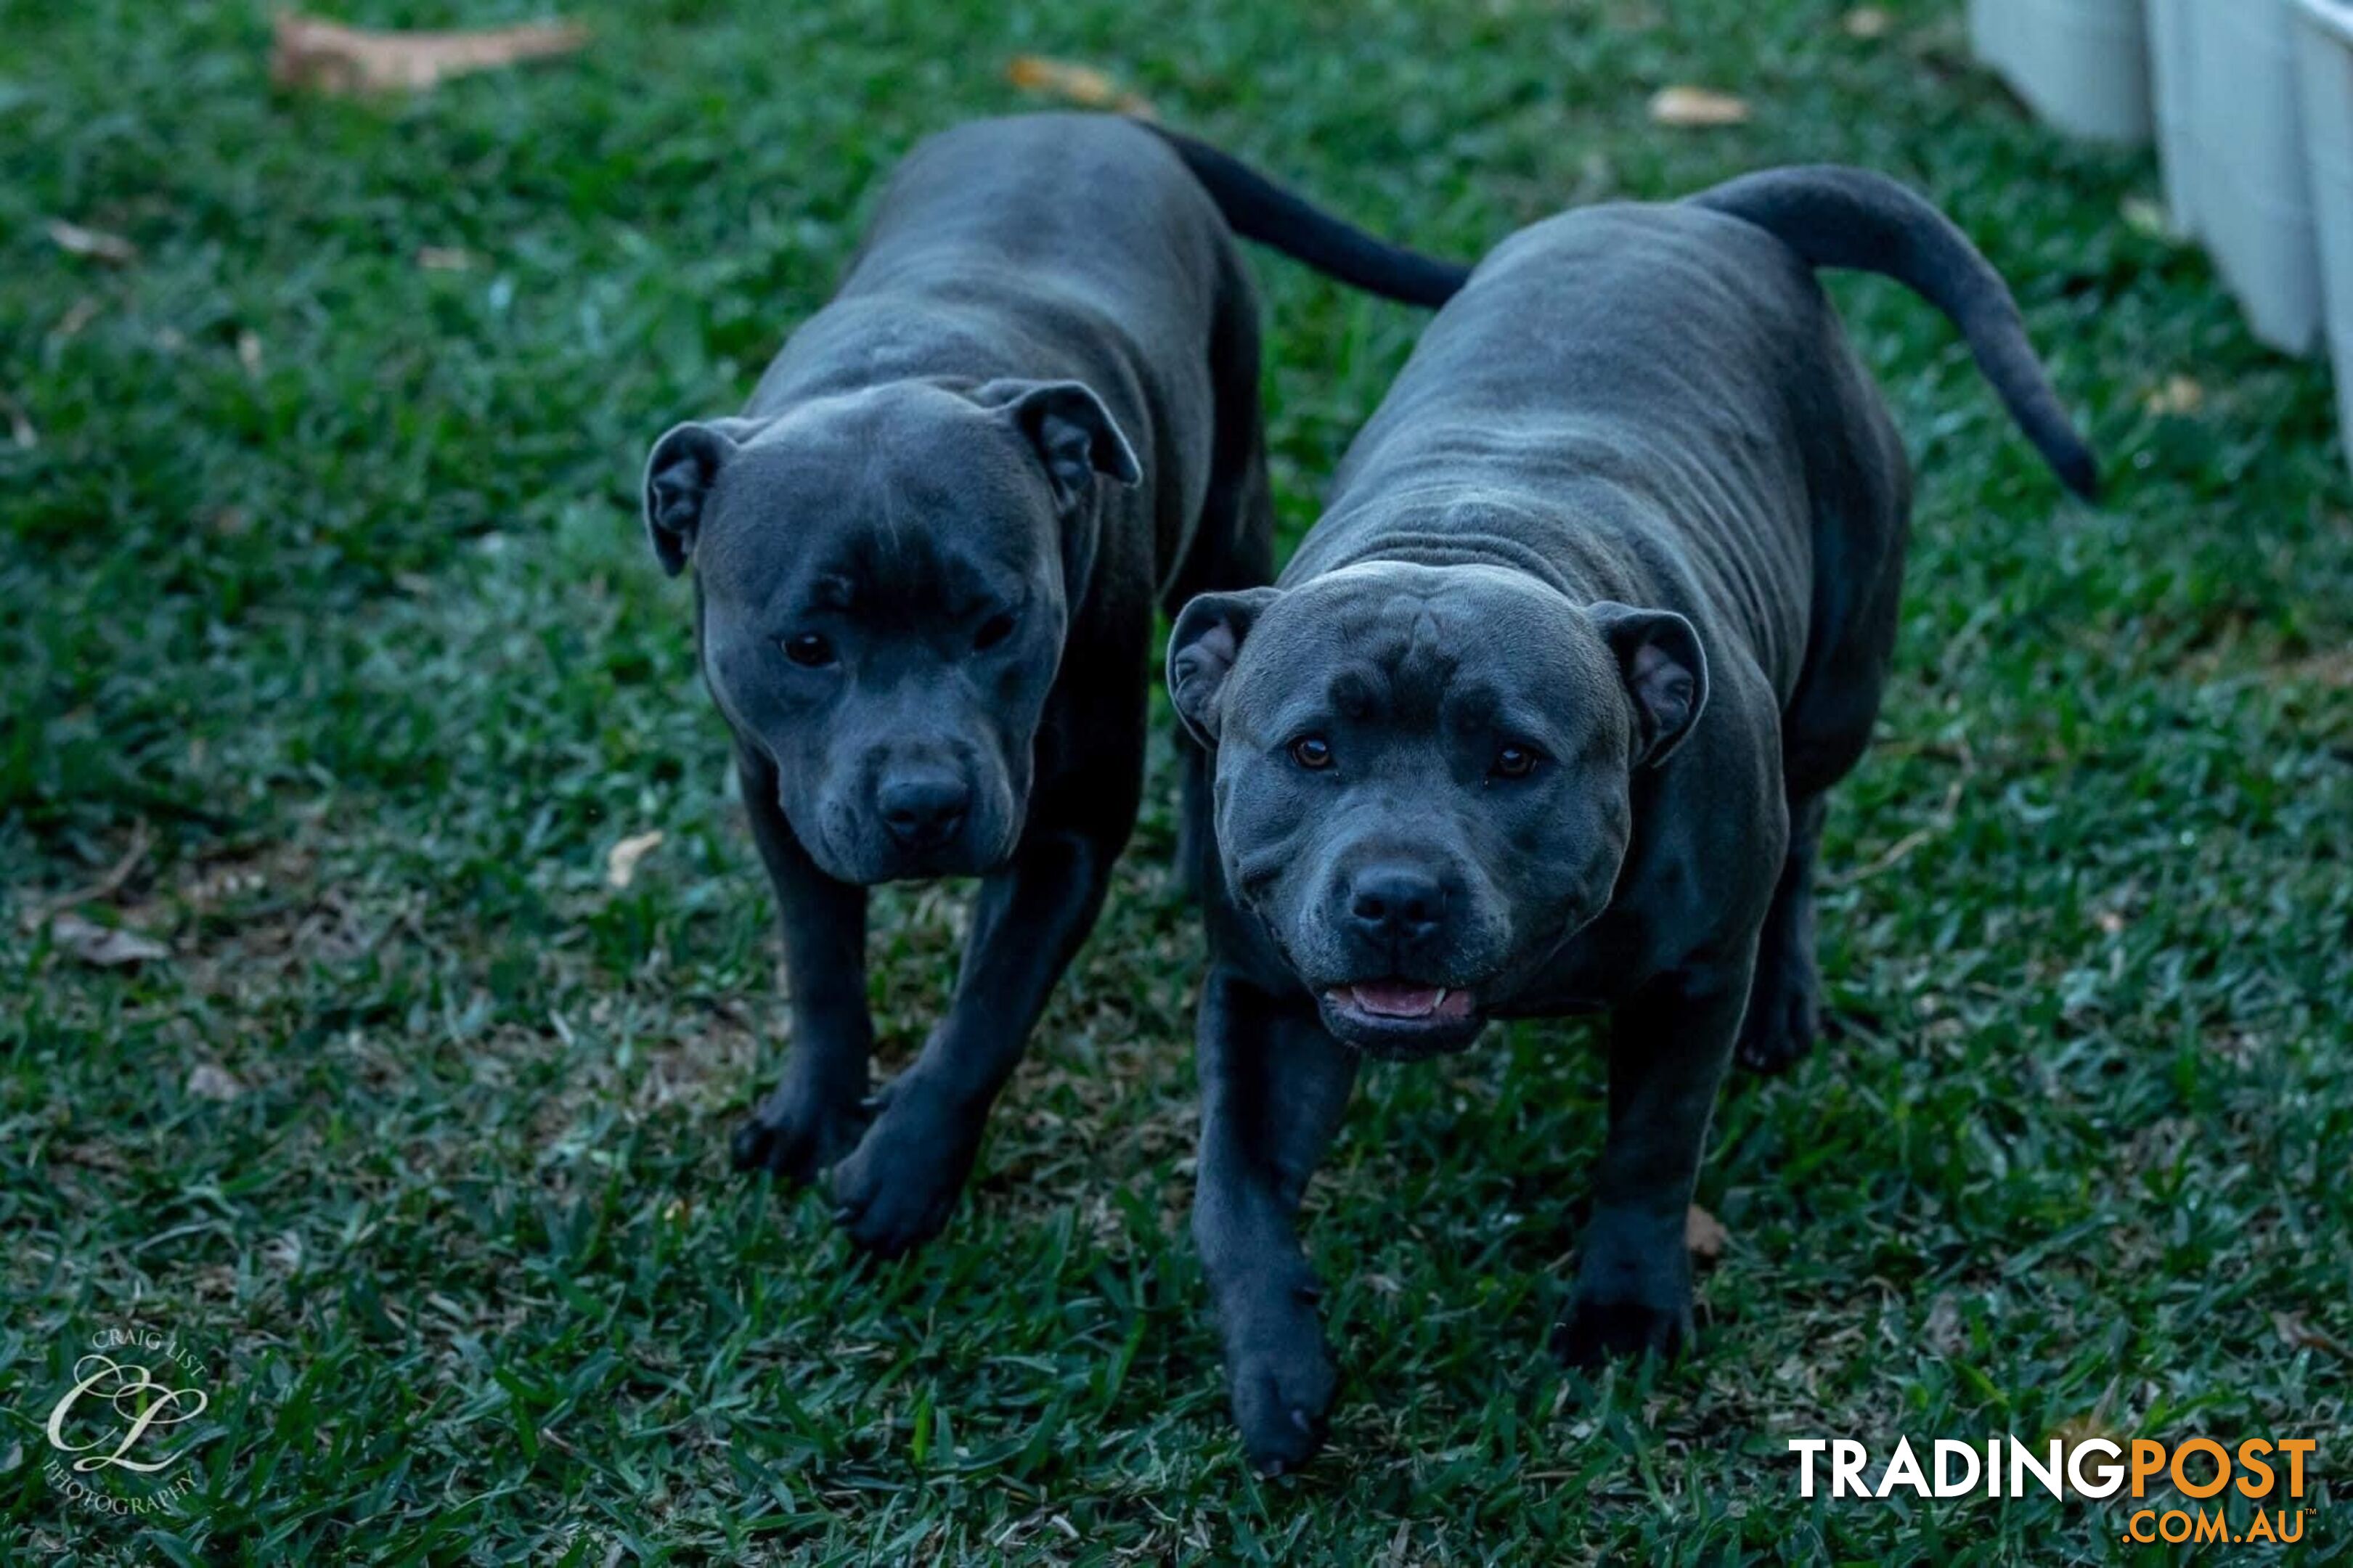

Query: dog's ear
left=1167, top=587, right=1282, bottom=748
left=1589, top=603, right=1708, bottom=767
left=992, top=380, right=1143, bottom=511
left=641, top=418, right=762, bottom=577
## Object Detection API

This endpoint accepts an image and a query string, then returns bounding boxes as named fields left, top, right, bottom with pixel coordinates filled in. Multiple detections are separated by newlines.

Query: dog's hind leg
left=1736, top=791, right=1826, bottom=1074
left=1739, top=375, right=1908, bottom=1076
left=1193, top=972, right=1358, bottom=1474
left=731, top=748, right=877, bottom=1185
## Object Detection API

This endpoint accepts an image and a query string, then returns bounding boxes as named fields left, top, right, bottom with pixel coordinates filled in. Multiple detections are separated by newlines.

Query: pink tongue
left=1350, top=982, right=1445, bottom=1018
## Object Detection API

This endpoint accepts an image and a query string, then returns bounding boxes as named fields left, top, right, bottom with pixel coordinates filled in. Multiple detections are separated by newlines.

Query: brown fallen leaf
left=272, top=14, right=590, bottom=96
left=1649, top=86, right=1750, bottom=128
left=47, top=219, right=136, bottom=264
left=1843, top=7, right=1893, bottom=39
left=49, top=911, right=168, bottom=967
left=1006, top=55, right=1154, bottom=118
left=605, top=830, right=666, bottom=889
left=186, top=1063, right=245, bottom=1103
left=1686, top=1204, right=1729, bottom=1261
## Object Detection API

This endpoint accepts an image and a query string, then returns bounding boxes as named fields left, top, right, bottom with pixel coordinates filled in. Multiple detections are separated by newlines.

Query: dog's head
left=643, top=378, right=1139, bottom=883
left=1169, top=560, right=1706, bottom=1058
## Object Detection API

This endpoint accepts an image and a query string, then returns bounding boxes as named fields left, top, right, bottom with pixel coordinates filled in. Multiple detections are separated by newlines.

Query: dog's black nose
left=878, top=774, right=970, bottom=851
left=1347, top=865, right=1445, bottom=944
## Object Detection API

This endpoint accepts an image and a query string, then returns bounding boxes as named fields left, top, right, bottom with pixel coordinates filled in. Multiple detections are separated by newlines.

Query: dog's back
left=1299, top=202, right=1876, bottom=702
left=756, top=116, right=1230, bottom=406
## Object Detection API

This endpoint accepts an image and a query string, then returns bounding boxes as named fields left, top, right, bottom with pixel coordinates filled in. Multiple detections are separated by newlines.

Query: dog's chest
left=1501, top=913, right=1660, bottom=1018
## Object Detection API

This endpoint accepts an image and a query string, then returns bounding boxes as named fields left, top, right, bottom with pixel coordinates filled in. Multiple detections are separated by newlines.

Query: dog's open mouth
left=1328, top=982, right=1472, bottom=1021
left=1318, top=981, right=1483, bottom=1057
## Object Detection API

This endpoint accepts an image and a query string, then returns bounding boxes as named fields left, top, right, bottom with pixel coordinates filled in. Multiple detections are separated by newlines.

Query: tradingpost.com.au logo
left=1790, top=1434, right=2319, bottom=1547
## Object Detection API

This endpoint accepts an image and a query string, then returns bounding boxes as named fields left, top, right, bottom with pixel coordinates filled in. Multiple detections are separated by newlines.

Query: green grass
left=4, top=0, right=2349, bottom=1561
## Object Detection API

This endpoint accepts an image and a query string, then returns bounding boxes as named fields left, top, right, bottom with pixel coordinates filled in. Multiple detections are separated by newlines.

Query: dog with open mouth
left=640, top=113, right=1465, bottom=1259
left=1167, top=166, right=2097, bottom=1471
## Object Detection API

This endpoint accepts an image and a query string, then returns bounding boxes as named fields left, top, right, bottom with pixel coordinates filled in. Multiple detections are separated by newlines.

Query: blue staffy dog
left=1167, top=167, right=2097, bottom=1470
left=640, top=114, right=1464, bottom=1257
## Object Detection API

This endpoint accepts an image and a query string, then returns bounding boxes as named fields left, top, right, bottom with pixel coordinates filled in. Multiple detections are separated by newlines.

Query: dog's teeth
left=1433, top=988, right=1448, bottom=1007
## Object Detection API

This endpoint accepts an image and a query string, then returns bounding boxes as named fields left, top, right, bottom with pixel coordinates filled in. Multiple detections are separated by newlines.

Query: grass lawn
left=4, top=0, right=2350, bottom=1560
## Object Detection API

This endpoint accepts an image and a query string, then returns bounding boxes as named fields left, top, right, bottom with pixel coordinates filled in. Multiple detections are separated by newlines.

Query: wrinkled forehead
left=1238, top=562, right=1596, bottom=720
left=698, top=395, right=1048, bottom=618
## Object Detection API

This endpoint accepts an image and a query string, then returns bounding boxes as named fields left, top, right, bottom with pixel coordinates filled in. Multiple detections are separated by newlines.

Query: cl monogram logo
left=45, top=1352, right=210, bottom=1474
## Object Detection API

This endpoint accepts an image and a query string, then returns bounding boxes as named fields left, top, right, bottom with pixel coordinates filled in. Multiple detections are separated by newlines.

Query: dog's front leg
left=828, top=825, right=1117, bottom=1257
left=1194, top=972, right=1359, bottom=1474
left=731, top=749, right=876, bottom=1185
left=1554, top=953, right=1755, bottom=1366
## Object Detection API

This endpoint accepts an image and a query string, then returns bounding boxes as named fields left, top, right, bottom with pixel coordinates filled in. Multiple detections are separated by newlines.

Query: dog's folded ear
left=989, top=380, right=1143, bottom=511
left=642, top=417, right=764, bottom=577
left=1589, top=603, right=1709, bottom=767
left=1167, top=587, right=1282, bottom=748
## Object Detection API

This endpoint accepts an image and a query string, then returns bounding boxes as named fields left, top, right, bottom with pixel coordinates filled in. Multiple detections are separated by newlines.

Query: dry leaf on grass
left=605, top=830, right=666, bottom=889
left=1686, top=1204, right=1729, bottom=1260
left=1843, top=7, right=1893, bottom=39
left=49, top=911, right=168, bottom=967
left=2121, top=195, right=2169, bottom=237
left=416, top=246, right=478, bottom=271
left=1922, top=1291, right=1965, bottom=1356
left=1006, top=56, right=1153, bottom=117
left=1649, top=86, right=1750, bottom=128
left=272, top=14, right=590, bottom=95
left=187, top=1063, right=245, bottom=1102
left=47, top=219, right=136, bottom=264
left=1, top=392, right=35, bottom=451
left=2144, top=375, right=2204, bottom=416
left=2274, top=1310, right=2350, bottom=1360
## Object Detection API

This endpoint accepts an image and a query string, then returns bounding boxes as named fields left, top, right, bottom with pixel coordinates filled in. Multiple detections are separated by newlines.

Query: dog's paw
left=1735, top=950, right=1819, bottom=1074
left=1554, top=1206, right=1693, bottom=1368
left=1222, top=1289, right=1338, bottom=1475
left=1550, top=1292, right=1692, bottom=1368
left=826, top=1078, right=981, bottom=1257
left=730, top=1079, right=869, bottom=1185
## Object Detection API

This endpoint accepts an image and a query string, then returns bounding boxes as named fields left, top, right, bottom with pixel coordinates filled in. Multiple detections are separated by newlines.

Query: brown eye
left=974, top=612, right=1017, bottom=653
left=783, top=633, right=835, bottom=669
left=1289, top=735, right=1334, bottom=770
left=1492, top=743, right=1540, bottom=780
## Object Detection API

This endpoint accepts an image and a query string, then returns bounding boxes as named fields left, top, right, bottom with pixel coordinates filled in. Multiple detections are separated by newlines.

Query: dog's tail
left=1144, top=124, right=1471, bottom=309
left=1692, top=166, right=2099, bottom=499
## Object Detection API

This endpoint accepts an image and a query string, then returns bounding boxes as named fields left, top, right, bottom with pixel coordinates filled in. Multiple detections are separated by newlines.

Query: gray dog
left=640, top=114, right=1463, bottom=1257
left=1166, top=166, right=2096, bottom=1470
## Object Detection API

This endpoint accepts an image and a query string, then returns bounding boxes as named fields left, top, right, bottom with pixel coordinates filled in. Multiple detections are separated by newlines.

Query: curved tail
left=1143, top=123, right=1471, bottom=309
left=1693, top=166, right=2099, bottom=499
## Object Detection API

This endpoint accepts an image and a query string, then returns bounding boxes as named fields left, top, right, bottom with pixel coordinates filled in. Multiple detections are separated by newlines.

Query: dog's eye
left=782, top=633, right=836, bottom=669
left=1289, top=735, right=1334, bottom=770
left=1491, top=743, right=1542, bottom=780
left=973, top=612, right=1017, bottom=653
